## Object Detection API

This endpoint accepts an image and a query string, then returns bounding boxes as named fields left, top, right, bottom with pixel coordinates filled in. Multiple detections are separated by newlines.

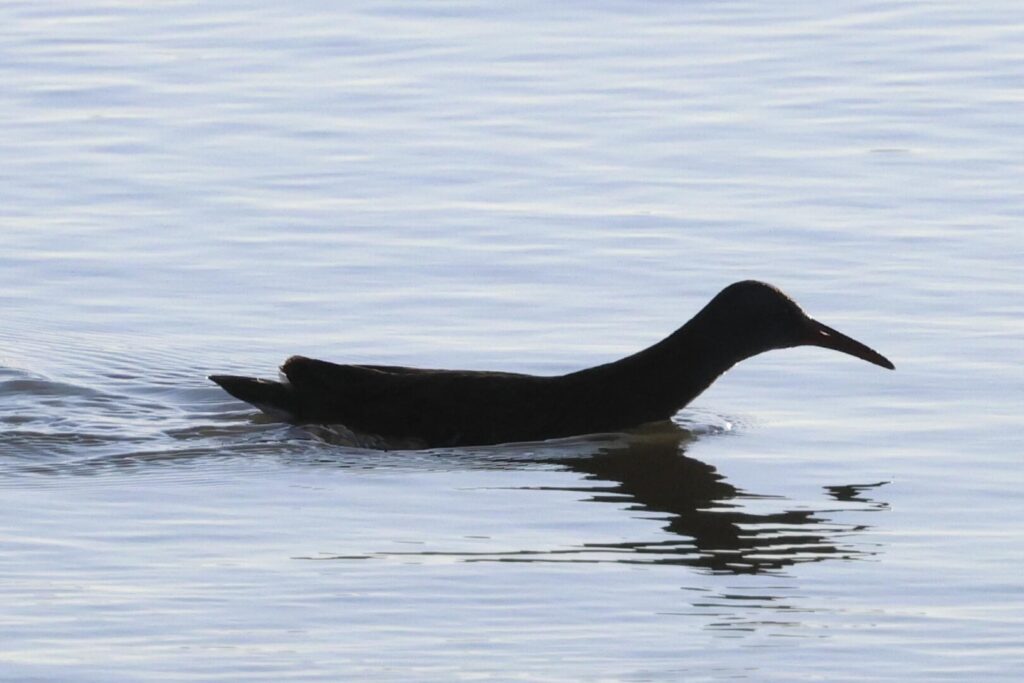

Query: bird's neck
left=573, top=310, right=759, bottom=425
left=639, top=314, right=750, bottom=401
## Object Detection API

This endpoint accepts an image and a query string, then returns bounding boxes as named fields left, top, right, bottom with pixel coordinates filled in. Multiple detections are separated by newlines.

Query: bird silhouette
left=211, top=280, right=893, bottom=448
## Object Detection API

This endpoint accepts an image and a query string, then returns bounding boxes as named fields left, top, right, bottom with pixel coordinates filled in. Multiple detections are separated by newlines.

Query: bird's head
left=701, top=281, right=894, bottom=369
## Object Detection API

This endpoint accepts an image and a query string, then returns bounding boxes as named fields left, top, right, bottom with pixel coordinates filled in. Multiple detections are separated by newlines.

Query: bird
left=210, top=280, right=893, bottom=448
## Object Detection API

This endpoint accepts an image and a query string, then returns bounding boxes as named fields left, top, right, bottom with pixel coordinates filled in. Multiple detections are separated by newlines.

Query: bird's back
left=280, top=356, right=566, bottom=447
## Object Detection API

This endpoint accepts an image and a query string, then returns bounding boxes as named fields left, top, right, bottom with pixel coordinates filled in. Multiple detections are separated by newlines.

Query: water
left=2, top=1, right=1023, bottom=680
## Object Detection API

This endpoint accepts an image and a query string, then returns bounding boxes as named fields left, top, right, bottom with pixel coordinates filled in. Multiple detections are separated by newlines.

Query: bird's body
left=211, top=281, right=893, bottom=448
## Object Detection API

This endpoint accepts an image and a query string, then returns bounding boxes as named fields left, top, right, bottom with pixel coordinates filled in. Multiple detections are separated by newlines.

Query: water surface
left=2, top=1, right=1023, bottom=680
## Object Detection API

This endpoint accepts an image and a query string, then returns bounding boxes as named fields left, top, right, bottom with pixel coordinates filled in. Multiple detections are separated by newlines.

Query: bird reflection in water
left=305, top=420, right=888, bottom=575
left=531, top=422, right=888, bottom=574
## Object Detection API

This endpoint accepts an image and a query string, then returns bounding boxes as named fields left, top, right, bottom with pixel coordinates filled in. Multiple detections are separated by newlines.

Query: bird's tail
left=209, top=375, right=298, bottom=420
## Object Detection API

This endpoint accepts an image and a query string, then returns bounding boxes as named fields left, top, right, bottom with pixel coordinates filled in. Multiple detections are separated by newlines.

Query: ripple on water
left=0, top=347, right=293, bottom=481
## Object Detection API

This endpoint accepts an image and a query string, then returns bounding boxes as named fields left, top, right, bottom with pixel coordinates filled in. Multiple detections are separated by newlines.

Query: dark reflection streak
left=351, top=422, right=888, bottom=575
left=522, top=422, right=887, bottom=574
left=825, top=482, right=890, bottom=509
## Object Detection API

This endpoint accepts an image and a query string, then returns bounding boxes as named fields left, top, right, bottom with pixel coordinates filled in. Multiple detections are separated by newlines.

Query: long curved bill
left=804, top=319, right=895, bottom=370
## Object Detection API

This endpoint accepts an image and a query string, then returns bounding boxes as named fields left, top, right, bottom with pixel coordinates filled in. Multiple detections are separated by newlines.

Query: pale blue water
left=2, top=1, right=1023, bottom=681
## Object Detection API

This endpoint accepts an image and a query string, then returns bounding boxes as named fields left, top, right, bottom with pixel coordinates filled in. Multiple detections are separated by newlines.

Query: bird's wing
left=279, top=355, right=553, bottom=446
left=280, top=356, right=401, bottom=414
